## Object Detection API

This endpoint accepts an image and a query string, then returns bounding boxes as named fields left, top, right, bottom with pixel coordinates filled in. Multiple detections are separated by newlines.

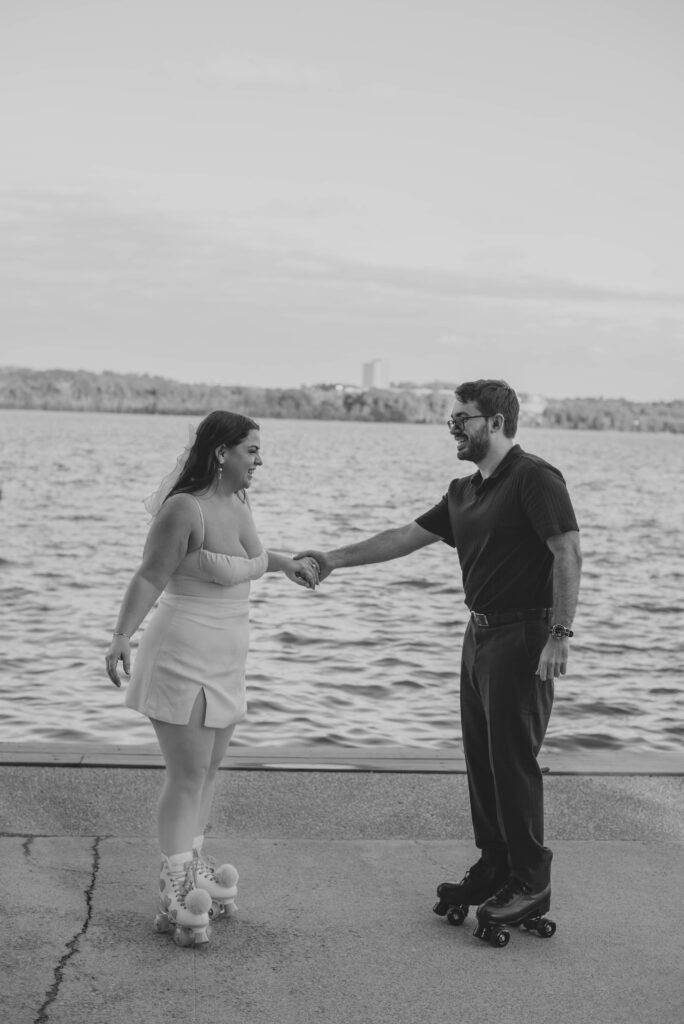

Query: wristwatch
left=549, top=624, right=574, bottom=640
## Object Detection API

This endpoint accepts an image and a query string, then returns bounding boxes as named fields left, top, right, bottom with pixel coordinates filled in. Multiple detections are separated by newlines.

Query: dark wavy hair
left=167, top=410, right=260, bottom=500
left=454, top=379, right=519, bottom=438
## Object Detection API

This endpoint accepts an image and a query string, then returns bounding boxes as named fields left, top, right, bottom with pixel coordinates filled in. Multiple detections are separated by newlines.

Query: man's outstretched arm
left=296, top=521, right=441, bottom=581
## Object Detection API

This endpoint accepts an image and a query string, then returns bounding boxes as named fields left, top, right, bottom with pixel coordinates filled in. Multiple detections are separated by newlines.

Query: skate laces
left=466, top=858, right=487, bottom=881
left=167, top=867, right=190, bottom=901
left=177, top=851, right=202, bottom=897
left=194, top=851, right=218, bottom=880
left=491, top=877, right=529, bottom=905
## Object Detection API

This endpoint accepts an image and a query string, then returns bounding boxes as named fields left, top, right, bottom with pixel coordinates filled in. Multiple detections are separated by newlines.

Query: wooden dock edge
left=0, top=743, right=681, bottom=775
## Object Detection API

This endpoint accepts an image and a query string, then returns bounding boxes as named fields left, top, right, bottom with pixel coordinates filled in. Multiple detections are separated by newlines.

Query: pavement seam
left=34, top=835, right=102, bottom=1024
left=193, top=949, right=200, bottom=1024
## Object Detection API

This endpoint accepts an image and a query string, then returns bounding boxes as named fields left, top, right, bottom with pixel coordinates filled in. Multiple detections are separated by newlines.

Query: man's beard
left=456, top=428, right=491, bottom=464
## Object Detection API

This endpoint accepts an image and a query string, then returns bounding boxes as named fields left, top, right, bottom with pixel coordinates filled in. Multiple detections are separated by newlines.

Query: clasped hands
left=289, top=549, right=331, bottom=591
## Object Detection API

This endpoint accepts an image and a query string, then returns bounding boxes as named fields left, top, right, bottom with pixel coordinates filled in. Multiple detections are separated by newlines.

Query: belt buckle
left=472, top=612, right=489, bottom=627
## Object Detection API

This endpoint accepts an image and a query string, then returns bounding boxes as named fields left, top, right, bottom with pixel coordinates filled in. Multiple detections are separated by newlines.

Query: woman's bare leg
left=195, top=723, right=236, bottom=838
left=151, top=691, right=218, bottom=857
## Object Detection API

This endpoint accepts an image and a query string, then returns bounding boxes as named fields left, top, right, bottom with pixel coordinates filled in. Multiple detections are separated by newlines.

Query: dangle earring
left=217, top=461, right=223, bottom=482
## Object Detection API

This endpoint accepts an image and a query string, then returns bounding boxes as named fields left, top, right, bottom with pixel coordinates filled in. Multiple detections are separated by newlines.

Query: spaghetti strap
left=188, top=494, right=205, bottom=547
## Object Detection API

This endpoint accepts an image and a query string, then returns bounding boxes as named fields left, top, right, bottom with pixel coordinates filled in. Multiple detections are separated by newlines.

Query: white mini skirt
left=124, top=591, right=250, bottom=728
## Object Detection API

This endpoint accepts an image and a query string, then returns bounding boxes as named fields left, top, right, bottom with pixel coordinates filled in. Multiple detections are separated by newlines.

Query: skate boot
left=154, top=850, right=213, bottom=947
left=192, top=835, right=239, bottom=921
left=433, top=854, right=508, bottom=927
left=474, top=876, right=556, bottom=948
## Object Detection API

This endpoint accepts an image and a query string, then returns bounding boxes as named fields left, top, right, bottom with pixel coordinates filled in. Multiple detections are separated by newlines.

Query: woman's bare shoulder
left=154, top=492, right=202, bottom=530
left=161, top=491, right=200, bottom=512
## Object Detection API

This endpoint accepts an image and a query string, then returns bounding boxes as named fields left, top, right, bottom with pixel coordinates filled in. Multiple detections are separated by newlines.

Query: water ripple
left=1, top=411, right=683, bottom=752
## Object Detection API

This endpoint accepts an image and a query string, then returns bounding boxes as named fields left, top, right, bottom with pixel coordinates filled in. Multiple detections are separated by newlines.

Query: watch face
left=551, top=625, right=573, bottom=638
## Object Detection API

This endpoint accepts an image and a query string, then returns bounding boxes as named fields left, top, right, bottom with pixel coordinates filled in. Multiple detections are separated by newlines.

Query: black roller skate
left=433, top=855, right=508, bottom=927
left=474, top=877, right=556, bottom=948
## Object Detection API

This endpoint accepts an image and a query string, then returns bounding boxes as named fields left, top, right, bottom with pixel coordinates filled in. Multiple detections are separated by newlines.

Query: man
left=298, top=379, right=582, bottom=943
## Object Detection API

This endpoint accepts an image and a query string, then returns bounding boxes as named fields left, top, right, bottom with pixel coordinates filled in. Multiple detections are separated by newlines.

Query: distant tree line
left=0, top=367, right=450, bottom=422
left=541, top=397, right=684, bottom=433
left=0, top=367, right=682, bottom=432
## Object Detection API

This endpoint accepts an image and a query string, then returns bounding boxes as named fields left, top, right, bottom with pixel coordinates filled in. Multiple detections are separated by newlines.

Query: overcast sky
left=1, top=0, right=683, bottom=399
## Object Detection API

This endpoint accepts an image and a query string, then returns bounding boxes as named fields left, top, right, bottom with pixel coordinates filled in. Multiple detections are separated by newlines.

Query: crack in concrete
left=22, top=834, right=34, bottom=857
left=34, top=835, right=102, bottom=1024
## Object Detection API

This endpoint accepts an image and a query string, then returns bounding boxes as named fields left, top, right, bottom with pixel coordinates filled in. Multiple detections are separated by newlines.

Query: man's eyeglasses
left=447, top=414, right=488, bottom=432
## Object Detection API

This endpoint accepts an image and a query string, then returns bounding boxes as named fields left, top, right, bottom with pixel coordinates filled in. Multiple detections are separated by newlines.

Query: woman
left=105, top=411, right=318, bottom=947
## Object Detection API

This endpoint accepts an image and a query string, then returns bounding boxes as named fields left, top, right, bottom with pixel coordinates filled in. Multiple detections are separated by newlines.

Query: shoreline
left=1, top=742, right=682, bottom=774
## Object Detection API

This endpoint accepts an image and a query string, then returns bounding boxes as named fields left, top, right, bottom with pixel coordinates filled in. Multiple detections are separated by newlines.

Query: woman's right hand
left=295, top=550, right=332, bottom=582
left=285, top=556, right=319, bottom=589
left=105, top=634, right=131, bottom=688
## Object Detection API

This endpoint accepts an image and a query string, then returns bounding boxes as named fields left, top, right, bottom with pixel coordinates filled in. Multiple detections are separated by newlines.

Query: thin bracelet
left=112, top=631, right=130, bottom=639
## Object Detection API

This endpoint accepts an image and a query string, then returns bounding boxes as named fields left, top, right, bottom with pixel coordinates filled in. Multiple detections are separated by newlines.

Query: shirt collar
left=472, top=444, right=523, bottom=488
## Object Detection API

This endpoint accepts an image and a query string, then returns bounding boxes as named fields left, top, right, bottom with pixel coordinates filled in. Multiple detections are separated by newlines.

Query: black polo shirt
left=415, top=445, right=579, bottom=613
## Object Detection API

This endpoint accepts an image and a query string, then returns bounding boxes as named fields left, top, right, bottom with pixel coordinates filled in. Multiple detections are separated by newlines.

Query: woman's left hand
left=105, top=634, right=131, bottom=688
left=285, top=556, right=320, bottom=589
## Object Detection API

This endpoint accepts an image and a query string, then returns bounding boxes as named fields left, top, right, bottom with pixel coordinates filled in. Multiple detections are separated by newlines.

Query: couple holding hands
left=106, top=380, right=581, bottom=948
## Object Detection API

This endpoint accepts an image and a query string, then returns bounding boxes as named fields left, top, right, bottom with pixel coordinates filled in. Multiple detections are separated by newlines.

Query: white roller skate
left=193, top=834, right=239, bottom=921
left=154, top=850, right=213, bottom=947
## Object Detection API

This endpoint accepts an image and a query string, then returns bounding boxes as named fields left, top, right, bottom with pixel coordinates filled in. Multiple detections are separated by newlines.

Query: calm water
left=1, top=409, right=683, bottom=752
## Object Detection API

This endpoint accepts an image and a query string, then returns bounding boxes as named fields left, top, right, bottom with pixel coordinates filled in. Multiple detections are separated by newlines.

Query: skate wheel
left=536, top=918, right=556, bottom=938
left=174, top=926, right=195, bottom=947
left=433, top=899, right=447, bottom=917
left=173, top=924, right=211, bottom=947
left=490, top=928, right=510, bottom=948
left=446, top=905, right=468, bottom=926
left=209, top=901, right=225, bottom=921
left=154, top=913, right=172, bottom=934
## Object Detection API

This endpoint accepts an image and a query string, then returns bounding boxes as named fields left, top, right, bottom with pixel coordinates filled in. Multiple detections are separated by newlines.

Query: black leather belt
left=470, top=608, right=551, bottom=628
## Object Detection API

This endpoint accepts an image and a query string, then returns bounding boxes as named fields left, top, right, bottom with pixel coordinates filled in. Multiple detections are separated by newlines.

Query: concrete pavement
left=1, top=756, right=683, bottom=1024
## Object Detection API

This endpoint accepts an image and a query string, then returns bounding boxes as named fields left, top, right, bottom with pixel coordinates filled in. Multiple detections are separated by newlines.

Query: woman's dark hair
left=454, top=379, right=519, bottom=438
left=167, top=410, right=260, bottom=499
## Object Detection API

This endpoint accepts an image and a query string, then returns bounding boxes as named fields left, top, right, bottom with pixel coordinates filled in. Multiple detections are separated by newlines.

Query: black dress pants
left=460, top=618, right=554, bottom=888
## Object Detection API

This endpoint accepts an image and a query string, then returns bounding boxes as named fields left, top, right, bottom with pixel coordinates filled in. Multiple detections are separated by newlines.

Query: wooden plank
left=0, top=743, right=464, bottom=772
left=545, top=749, right=684, bottom=776
left=0, top=743, right=681, bottom=774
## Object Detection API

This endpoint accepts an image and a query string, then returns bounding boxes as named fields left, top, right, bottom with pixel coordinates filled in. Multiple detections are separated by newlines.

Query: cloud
left=4, top=190, right=684, bottom=319
left=367, top=81, right=401, bottom=101
left=1, top=188, right=682, bottom=398
left=265, top=249, right=684, bottom=310
left=435, top=335, right=477, bottom=348
left=199, top=53, right=326, bottom=90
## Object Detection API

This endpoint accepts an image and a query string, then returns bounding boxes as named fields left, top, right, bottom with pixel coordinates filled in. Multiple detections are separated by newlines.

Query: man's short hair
left=454, top=379, right=519, bottom=438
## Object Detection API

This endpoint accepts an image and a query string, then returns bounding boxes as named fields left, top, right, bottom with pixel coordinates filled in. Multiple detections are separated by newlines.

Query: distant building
left=362, top=359, right=390, bottom=389
left=518, top=393, right=547, bottom=426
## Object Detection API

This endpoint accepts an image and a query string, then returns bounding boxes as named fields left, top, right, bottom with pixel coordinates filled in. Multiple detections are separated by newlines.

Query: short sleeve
left=520, top=464, right=579, bottom=542
left=415, top=495, right=456, bottom=548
